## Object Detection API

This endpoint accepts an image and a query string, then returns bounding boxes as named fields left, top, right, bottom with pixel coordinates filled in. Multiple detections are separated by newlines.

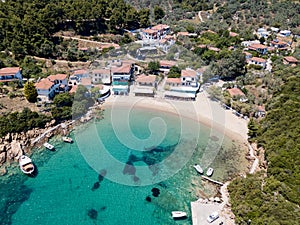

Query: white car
left=207, top=211, right=219, bottom=223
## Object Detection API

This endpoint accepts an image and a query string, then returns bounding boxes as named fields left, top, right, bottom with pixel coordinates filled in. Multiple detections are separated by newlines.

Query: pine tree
left=24, top=81, right=38, bottom=103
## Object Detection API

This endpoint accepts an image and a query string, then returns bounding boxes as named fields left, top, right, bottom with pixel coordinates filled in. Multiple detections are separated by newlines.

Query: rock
left=4, top=133, right=11, bottom=142
left=7, top=140, right=23, bottom=161
left=0, top=144, right=6, bottom=153
left=0, top=152, right=6, bottom=164
left=0, top=167, right=7, bottom=175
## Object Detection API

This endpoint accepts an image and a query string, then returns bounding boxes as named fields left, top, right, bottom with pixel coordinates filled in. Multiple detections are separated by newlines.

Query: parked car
left=207, top=211, right=219, bottom=223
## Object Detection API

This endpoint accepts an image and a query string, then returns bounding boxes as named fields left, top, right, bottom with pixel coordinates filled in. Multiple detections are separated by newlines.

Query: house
left=80, top=77, right=92, bottom=90
left=0, top=67, right=22, bottom=83
left=135, top=74, right=157, bottom=87
left=90, top=68, right=111, bottom=84
left=283, top=56, right=299, bottom=66
left=270, top=40, right=288, bottom=49
left=181, top=69, right=198, bottom=87
left=111, top=62, right=134, bottom=95
left=243, top=51, right=253, bottom=60
left=248, top=43, right=268, bottom=54
left=159, top=60, right=176, bottom=73
left=247, top=57, right=267, bottom=68
left=35, top=78, right=56, bottom=100
left=208, top=46, right=220, bottom=52
left=279, top=30, right=291, bottom=37
left=158, top=37, right=175, bottom=52
left=72, top=69, right=89, bottom=78
left=142, top=24, right=170, bottom=40
left=255, top=105, right=266, bottom=118
left=227, top=88, right=247, bottom=102
left=165, top=78, right=181, bottom=87
left=68, top=76, right=80, bottom=86
left=48, top=74, right=68, bottom=93
left=241, top=40, right=260, bottom=47
left=133, top=74, right=157, bottom=97
left=270, top=27, right=280, bottom=33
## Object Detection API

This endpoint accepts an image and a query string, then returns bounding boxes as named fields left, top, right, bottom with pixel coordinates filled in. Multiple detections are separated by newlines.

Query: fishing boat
left=62, top=136, right=73, bottom=143
left=206, top=167, right=214, bottom=177
left=193, top=164, right=203, bottom=174
left=19, top=155, right=34, bottom=175
left=43, top=142, right=54, bottom=150
left=171, top=211, right=187, bottom=219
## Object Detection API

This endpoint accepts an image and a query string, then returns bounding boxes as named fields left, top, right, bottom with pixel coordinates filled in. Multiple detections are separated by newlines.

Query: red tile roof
left=208, top=46, right=220, bottom=52
left=69, top=85, right=78, bottom=94
left=250, top=57, right=266, bottom=63
left=35, top=78, right=54, bottom=90
left=143, top=29, right=157, bottom=34
left=227, top=88, right=245, bottom=97
left=152, top=24, right=169, bottom=30
left=177, top=32, right=189, bottom=36
left=229, top=31, right=238, bottom=37
left=0, top=67, right=20, bottom=76
left=284, top=56, right=298, bottom=63
left=136, top=74, right=157, bottom=83
left=48, top=74, right=67, bottom=81
left=112, top=64, right=131, bottom=74
left=249, top=43, right=268, bottom=49
left=160, top=60, right=176, bottom=67
left=181, top=69, right=197, bottom=77
left=92, top=69, right=111, bottom=74
left=73, top=69, right=88, bottom=75
left=166, top=78, right=181, bottom=84
left=80, top=77, right=92, bottom=86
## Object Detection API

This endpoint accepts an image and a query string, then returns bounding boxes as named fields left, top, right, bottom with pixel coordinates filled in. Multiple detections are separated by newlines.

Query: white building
left=90, top=68, right=111, bottom=84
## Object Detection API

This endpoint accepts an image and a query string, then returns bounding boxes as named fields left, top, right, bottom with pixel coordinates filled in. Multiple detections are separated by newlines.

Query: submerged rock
left=145, top=196, right=152, bottom=202
left=123, top=162, right=136, bottom=175
left=98, top=169, right=107, bottom=182
left=151, top=188, right=160, bottom=197
left=133, top=175, right=140, bottom=182
left=100, top=206, right=107, bottom=211
left=87, top=208, right=98, bottom=220
left=91, top=182, right=100, bottom=191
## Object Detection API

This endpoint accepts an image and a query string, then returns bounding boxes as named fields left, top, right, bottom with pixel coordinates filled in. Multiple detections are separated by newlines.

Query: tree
left=139, top=8, right=150, bottom=28
left=53, top=93, right=73, bottom=107
left=24, top=81, right=38, bottom=103
left=154, top=6, right=165, bottom=21
left=148, top=61, right=160, bottom=74
left=168, top=66, right=181, bottom=78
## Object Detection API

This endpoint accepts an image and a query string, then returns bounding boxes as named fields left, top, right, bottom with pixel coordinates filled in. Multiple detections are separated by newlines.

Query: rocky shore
left=0, top=119, right=74, bottom=175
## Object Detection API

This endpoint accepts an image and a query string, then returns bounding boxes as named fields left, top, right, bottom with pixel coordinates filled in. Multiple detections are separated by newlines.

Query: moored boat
left=206, top=167, right=214, bottom=177
left=193, top=164, right=203, bottom=174
left=43, top=142, right=54, bottom=150
left=172, top=211, right=187, bottom=219
left=19, top=155, right=34, bottom=175
left=62, top=136, right=73, bottom=143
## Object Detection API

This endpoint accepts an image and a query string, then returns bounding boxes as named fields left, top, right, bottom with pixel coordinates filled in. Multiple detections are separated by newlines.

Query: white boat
left=44, top=142, right=54, bottom=150
left=171, top=211, right=187, bottom=219
left=193, top=164, right=203, bottom=174
left=19, top=155, right=34, bottom=175
left=206, top=167, right=214, bottom=177
left=62, top=136, right=73, bottom=143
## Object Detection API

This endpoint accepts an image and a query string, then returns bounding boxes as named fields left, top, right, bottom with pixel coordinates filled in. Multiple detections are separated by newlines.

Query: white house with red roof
left=181, top=69, right=198, bottom=87
left=0, top=67, right=22, bottom=83
left=227, top=88, right=247, bottom=102
left=142, top=24, right=170, bottom=40
left=283, top=56, right=298, bottom=66
left=247, top=57, right=267, bottom=68
left=90, top=68, right=111, bottom=84
left=111, top=62, right=134, bottom=95
left=35, top=78, right=56, bottom=100
left=35, top=74, right=68, bottom=100
left=248, top=43, right=268, bottom=54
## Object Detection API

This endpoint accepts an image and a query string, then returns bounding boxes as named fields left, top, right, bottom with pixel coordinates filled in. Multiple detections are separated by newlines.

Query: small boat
left=193, top=164, right=203, bottom=174
left=206, top=167, right=214, bottom=177
left=62, top=136, right=73, bottom=143
left=172, top=211, right=187, bottom=219
left=43, top=142, right=54, bottom=150
left=19, top=155, right=34, bottom=175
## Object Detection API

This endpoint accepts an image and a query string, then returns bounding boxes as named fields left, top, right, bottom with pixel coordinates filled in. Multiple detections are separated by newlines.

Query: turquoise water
left=0, top=105, right=241, bottom=225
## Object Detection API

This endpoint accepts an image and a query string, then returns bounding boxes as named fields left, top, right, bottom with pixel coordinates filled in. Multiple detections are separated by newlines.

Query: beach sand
left=103, top=92, right=248, bottom=144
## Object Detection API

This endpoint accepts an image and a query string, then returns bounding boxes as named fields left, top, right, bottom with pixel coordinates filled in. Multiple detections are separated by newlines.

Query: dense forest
left=0, top=0, right=150, bottom=59
left=228, top=66, right=300, bottom=224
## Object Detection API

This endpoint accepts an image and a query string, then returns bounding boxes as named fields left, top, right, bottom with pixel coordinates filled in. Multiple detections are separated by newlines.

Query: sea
left=0, top=105, right=247, bottom=225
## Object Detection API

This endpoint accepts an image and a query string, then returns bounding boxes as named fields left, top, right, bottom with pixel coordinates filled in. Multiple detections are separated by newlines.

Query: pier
left=201, top=175, right=224, bottom=186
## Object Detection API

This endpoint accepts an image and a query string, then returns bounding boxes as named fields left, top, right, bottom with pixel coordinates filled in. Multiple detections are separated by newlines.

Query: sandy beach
left=103, top=92, right=248, bottom=144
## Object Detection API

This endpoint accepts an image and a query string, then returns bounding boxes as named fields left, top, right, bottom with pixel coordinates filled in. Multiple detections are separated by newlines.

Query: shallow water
left=0, top=106, right=246, bottom=225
